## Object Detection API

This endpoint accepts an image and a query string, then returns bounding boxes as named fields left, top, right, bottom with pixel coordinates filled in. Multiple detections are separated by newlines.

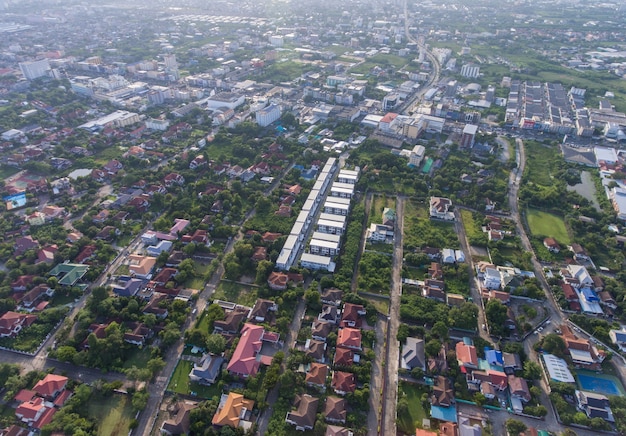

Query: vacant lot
left=524, top=141, right=560, bottom=187
left=87, top=392, right=134, bottom=436
left=526, top=208, right=571, bottom=245
left=212, top=281, right=258, bottom=307
left=397, top=382, right=429, bottom=434
left=403, top=200, right=459, bottom=251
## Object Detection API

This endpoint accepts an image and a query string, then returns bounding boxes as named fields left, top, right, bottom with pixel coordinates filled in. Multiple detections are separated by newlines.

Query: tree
left=505, top=419, right=527, bottom=435
left=523, top=361, right=542, bottom=380
left=147, top=357, right=165, bottom=378
left=485, top=299, right=508, bottom=336
left=185, top=328, right=209, bottom=348
left=131, top=390, right=149, bottom=412
left=473, top=392, right=486, bottom=406
left=255, top=260, right=274, bottom=285
left=431, top=321, right=448, bottom=340
left=425, top=339, right=442, bottom=358
left=541, top=333, right=567, bottom=357
left=56, top=346, right=77, bottom=363
left=206, top=334, right=227, bottom=355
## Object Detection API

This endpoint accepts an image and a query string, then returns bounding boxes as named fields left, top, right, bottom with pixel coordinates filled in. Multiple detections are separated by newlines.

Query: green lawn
left=460, top=209, right=486, bottom=246
left=397, top=383, right=429, bottom=434
left=122, top=346, right=152, bottom=369
left=526, top=208, right=571, bottom=245
left=524, top=141, right=560, bottom=187
left=167, top=360, right=222, bottom=400
left=87, top=392, right=134, bottom=436
left=0, top=165, right=19, bottom=179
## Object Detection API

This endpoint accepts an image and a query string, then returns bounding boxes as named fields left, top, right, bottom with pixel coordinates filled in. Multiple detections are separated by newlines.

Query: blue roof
left=581, top=287, right=598, bottom=302
left=485, top=349, right=503, bottom=366
left=613, top=330, right=626, bottom=342
left=430, top=405, right=457, bottom=423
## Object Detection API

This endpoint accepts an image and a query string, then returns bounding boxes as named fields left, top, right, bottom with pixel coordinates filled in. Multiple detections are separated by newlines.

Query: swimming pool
left=577, top=371, right=625, bottom=396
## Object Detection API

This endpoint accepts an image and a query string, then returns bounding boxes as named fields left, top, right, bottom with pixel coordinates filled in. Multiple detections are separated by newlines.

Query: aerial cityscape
left=1, top=0, right=626, bottom=435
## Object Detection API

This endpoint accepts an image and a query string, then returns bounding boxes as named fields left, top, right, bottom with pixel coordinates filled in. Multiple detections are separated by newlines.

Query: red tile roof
left=227, top=323, right=264, bottom=378
left=32, top=374, right=68, bottom=398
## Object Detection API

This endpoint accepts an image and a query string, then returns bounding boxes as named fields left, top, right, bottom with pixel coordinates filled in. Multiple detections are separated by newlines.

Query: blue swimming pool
left=577, top=371, right=625, bottom=396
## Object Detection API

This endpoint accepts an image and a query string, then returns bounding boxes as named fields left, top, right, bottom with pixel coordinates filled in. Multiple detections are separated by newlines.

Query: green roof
left=49, top=263, right=89, bottom=286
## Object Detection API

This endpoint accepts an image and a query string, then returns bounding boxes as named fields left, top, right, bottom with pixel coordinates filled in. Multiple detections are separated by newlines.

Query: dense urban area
left=2, top=0, right=626, bottom=436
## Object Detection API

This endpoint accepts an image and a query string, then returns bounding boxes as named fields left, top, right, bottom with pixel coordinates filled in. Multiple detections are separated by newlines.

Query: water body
left=567, top=170, right=601, bottom=211
left=68, top=168, right=92, bottom=180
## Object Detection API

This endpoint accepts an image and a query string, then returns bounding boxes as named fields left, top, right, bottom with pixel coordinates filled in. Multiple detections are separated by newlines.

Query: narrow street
left=379, top=195, right=405, bottom=436
left=255, top=298, right=307, bottom=435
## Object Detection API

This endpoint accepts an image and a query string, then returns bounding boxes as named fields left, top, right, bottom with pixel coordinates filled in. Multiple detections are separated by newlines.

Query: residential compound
left=276, top=158, right=359, bottom=272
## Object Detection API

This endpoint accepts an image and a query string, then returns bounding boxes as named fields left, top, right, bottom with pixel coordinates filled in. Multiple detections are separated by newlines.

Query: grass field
left=397, top=383, right=429, bottom=434
left=212, top=281, right=258, bottom=307
left=350, top=53, right=409, bottom=75
left=460, top=209, right=486, bottom=246
left=0, top=165, right=19, bottom=180
left=122, top=347, right=152, bottom=369
left=523, top=141, right=560, bottom=187
left=526, top=208, right=571, bottom=244
left=87, top=392, right=134, bottom=436
left=403, top=200, right=459, bottom=251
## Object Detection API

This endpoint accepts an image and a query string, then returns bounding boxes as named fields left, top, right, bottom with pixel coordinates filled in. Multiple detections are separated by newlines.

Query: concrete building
left=19, top=59, right=51, bottom=80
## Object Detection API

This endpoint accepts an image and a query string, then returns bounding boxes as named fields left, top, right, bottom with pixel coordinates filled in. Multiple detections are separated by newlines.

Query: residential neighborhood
left=2, top=0, right=626, bottom=436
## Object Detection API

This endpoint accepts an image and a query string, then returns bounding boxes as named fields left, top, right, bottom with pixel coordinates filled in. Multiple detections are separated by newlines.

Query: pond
left=567, top=170, right=601, bottom=211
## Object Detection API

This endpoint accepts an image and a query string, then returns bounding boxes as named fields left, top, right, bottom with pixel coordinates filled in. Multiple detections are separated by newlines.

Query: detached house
left=429, top=196, right=454, bottom=220
left=164, top=173, right=185, bottom=187
left=286, top=395, right=319, bottom=432
left=226, top=323, right=275, bottom=378
left=331, top=371, right=356, bottom=396
left=0, top=312, right=37, bottom=338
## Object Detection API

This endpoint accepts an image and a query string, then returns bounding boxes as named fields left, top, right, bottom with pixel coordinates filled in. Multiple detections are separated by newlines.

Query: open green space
left=350, top=53, right=410, bottom=75
left=122, top=346, right=152, bottom=369
left=167, top=359, right=222, bottom=400
left=460, top=209, right=487, bottom=246
left=368, top=194, right=396, bottom=226
left=403, top=201, right=459, bottom=250
left=0, top=166, right=20, bottom=180
left=212, top=281, right=258, bottom=307
left=87, top=392, right=134, bottom=436
left=526, top=208, right=571, bottom=245
left=397, top=382, right=429, bottom=434
left=523, top=141, right=560, bottom=187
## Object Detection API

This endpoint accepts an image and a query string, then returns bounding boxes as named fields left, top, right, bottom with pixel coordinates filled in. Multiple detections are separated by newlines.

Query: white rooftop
left=542, top=354, right=575, bottom=383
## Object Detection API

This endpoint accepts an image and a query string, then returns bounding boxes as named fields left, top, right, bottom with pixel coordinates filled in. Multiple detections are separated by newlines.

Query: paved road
left=380, top=195, right=405, bottom=436
left=367, top=318, right=386, bottom=436
left=255, top=298, right=307, bottom=435
left=0, top=348, right=125, bottom=384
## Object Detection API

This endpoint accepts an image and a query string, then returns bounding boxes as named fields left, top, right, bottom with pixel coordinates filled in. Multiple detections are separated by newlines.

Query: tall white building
left=19, top=59, right=51, bottom=80
left=460, top=63, right=480, bottom=79
left=256, top=104, right=281, bottom=127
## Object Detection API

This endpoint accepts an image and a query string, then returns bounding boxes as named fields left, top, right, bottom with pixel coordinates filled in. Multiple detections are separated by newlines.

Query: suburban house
left=455, top=342, right=478, bottom=369
left=321, top=288, right=343, bottom=306
left=324, top=396, right=347, bottom=424
left=401, top=337, right=425, bottom=371
left=123, top=322, right=152, bottom=346
left=312, top=320, right=333, bottom=342
left=570, top=243, right=590, bottom=261
left=340, top=303, right=365, bottom=328
left=543, top=237, right=560, bottom=253
left=226, top=323, right=275, bottom=378
left=305, top=339, right=327, bottom=363
left=559, top=325, right=606, bottom=370
left=429, top=196, right=454, bottom=220
left=508, top=375, right=531, bottom=402
left=189, top=354, right=224, bottom=386
left=285, top=394, right=319, bottom=431
left=160, top=400, right=198, bottom=435
left=32, top=374, right=68, bottom=400
left=128, top=255, right=157, bottom=279
left=213, top=307, right=249, bottom=335
left=430, top=376, right=455, bottom=407
left=211, top=392, right=255, bottom=430
left=334, top=347, right=356, bottom=367
left=575, top=390, right=614, bottom=422
left=331, top=371, right=356, bottom=396
left=305, top=363, right=328, bottom=390
left=337, top=328, right=362, bottom=351
left=0, top=312, right=37, bottom=338
left=248, top=299, right=278, bottom=323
